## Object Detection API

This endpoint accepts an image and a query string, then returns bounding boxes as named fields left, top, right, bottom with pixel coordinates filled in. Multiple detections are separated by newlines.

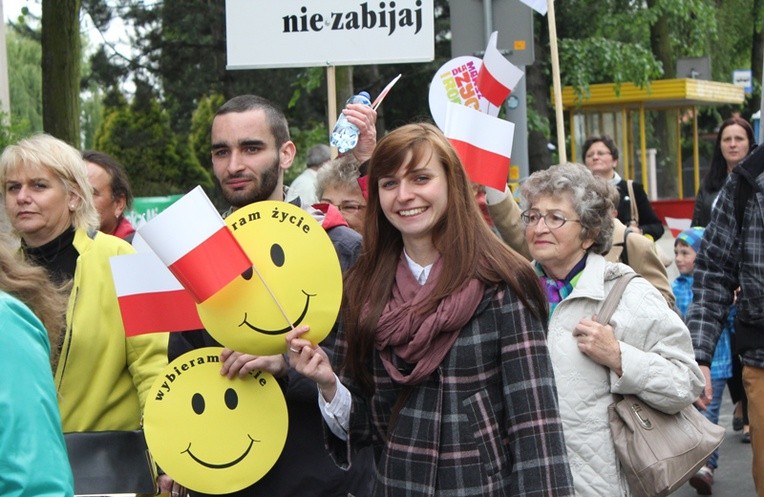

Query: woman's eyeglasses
left=585, top=150, right=612, bottom=159
left=321, top=199, right=366, bottom=213
left=520, top=209, right=581, bottom=229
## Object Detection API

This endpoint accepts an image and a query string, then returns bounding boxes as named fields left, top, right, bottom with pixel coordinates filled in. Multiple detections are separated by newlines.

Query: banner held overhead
left=225, top=0, right=435, bottom=69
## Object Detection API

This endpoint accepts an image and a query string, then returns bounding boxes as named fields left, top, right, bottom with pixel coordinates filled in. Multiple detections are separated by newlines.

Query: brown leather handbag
left=599, top=273, right=725, bottom=497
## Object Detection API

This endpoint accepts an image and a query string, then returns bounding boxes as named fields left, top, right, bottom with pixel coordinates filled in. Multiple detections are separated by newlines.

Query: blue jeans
left=701, top=377, right=728, bottom=469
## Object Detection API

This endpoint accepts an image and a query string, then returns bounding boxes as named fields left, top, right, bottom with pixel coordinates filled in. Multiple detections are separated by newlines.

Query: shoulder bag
left=599, top=273, right=725, bottom=497
left=65, top=429, right=157, bottom=495
left=626, top=180, right=673, bottom=268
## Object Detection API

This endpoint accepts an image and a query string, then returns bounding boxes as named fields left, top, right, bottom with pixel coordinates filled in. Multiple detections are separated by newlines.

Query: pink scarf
left=374, top=253, right=485, bottom=385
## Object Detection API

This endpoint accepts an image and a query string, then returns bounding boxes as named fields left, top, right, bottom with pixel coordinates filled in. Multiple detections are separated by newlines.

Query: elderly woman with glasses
left=520, top=162, right=703, bottom=496
left=316, top=155, right=367, bottom=235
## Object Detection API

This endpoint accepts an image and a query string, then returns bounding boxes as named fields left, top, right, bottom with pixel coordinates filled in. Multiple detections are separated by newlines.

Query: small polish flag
left=111, top=251, right=203, bottom=336
left=665, top=217, right=692, bottom=238
left=475, top=32, right=524, bottom=107
left=137, top=186, right=251, bottom=303
left=444, top=103, right=515, bottom=191
left=519, top=0, right=548, bottom=15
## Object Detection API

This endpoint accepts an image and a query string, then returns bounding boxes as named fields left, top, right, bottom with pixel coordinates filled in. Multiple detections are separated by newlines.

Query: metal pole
left=482, top=0, right=493, bottom=45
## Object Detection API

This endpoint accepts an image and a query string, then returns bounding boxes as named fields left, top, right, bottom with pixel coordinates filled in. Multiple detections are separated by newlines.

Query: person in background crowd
left=692, top=117, right=756, bottom=227
left=83, top=150, right=136, bottom=242
left=0, top=134, right=168, bottom=492
left=672, top=227, right=734, bottom=495
left=0, top=232, right=74, bottom=496
left=287, top=123, right=575, bottom=496
left=519, top=162, right=703, bottom=496
left=164, top=94, right=377, bottom=497
left=316, top=155, right=367, bottom=236
left=582, top=134, right=665, bottom=241
left=286, top=143, right=331, bottom=205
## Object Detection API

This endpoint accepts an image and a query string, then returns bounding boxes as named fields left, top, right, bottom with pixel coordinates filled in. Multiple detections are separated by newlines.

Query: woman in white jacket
left=519, top=162, right=704, bottom=496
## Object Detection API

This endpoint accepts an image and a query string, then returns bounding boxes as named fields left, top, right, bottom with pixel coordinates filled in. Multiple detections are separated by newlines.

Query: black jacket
left=616, top=179, right=665, bottom=240
left=169, top=223, right=374, bottom=497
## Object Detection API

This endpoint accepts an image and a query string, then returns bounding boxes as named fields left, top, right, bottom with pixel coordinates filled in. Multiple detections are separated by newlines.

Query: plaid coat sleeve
left=340, top=284, right=574, bottom=497
left=686, top=175, right=743, bottom=364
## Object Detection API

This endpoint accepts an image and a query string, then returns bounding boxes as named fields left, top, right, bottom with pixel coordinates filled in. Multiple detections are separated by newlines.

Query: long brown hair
left=343, top=123, right=547, bottom=393
left=0, top=233, right=68, bottom=370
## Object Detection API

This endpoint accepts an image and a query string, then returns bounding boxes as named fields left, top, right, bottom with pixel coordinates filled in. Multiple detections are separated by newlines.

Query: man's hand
left=219, top=348, right=288, bottom=379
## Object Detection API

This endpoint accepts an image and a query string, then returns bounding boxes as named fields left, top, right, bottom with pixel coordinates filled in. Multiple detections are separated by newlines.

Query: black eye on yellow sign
left=143, top=348, right=288, bottom=494
left=197, top=201, right=342, bottom=355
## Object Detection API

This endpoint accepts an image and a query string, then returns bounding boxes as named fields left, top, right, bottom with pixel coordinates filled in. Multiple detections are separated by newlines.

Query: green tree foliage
left=95, top=83, right=212, bottom=196
left=188, top=92, right=225, bottom=174
left=6, top=28, right=42, bottom=136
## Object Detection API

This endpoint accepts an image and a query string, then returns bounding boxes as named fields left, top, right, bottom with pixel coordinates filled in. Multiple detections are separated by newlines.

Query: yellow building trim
left=559, top=78, right=744, bottom=111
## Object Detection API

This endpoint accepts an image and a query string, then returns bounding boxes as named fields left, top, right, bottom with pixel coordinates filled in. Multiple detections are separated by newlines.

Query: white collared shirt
left=319, top=250, right=434, bottom=439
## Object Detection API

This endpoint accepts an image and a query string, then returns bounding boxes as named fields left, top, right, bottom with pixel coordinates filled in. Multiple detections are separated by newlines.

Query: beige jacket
left=606, top=218, right=675, bottom=308
left=486, top=193, right=532, bottom=260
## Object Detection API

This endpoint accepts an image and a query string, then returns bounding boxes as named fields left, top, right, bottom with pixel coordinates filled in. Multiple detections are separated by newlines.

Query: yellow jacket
left=56, top=229, right=168, bottom=432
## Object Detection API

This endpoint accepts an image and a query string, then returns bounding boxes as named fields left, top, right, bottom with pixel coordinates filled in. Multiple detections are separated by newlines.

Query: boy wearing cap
left=674, top=227, right=734, bottom=495
left=673, top=227, right=705, bottom=318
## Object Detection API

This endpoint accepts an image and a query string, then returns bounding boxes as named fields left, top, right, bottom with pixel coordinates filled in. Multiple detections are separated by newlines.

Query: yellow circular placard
left=197, top=201, right=342, bottom=355
left=143, top=348, right=288, bottom=494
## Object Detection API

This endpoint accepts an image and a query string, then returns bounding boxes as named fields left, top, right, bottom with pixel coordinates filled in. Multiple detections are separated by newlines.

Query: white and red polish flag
left=475, top=32, right=525, bottom=108
left=138, top=185, right=251, bottom=303
left=111, top=246, right=204, bottom=336
left=444, top=102, right=515, bottom=191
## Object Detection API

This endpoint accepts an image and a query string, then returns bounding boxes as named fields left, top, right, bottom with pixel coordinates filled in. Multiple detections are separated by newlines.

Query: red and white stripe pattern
left=444, top=102, right=515, bottom=191
left=111, top=250, right=203, bottom=336
left=475, top=32, right=524, bottom=107
left=137, top=186, right=251, bottom=303
left=665, top=217, right=692, bottom=238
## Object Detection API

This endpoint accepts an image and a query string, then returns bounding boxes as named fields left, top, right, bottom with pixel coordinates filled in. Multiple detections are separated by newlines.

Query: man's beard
left=222, top=156, right=281, bottom=208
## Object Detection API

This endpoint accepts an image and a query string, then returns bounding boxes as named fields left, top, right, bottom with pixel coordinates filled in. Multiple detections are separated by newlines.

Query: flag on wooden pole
left=137, top=186, right=252, bottom=304
left=444, top=103, right=514, bottom=190
left=475, top=32, right=524, bottom=107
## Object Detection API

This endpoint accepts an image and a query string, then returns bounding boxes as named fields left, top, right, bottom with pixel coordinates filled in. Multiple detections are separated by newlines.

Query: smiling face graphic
left=143, top=348, right=288, bottom=494
left=196, top=201, right=342, bottom=355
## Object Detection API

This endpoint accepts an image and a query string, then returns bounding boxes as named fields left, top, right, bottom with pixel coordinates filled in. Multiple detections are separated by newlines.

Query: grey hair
left=0, top=134, right=100, bottom=236
left=520, top=162, right=614, bottom=254
left=316, top=155, right=362, bottom=199
left=306, top=144, right=331, bottom=168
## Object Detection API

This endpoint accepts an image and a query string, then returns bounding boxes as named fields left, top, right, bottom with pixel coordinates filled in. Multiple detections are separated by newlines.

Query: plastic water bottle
left=330, top=91, right=371, bottom=153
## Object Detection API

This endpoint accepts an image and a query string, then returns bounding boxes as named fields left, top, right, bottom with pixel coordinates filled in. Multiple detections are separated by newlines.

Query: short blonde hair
left=0, top=134, right=99, bottom=236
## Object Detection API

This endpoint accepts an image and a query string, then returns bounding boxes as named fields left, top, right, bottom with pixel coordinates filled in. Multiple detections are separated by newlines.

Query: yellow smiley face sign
left=197, top=201, right=342, bottom=355
left=143, top=348, right=288, bottom=494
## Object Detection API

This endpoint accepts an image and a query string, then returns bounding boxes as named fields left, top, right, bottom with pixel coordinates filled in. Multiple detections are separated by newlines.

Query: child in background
left=673, top=227, right=735, bottom=495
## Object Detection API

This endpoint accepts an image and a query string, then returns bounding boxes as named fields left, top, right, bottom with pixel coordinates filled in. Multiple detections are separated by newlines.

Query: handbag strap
left=596, top=272, right=640, bottom=325
left=627, top=180, right=639, bottom=225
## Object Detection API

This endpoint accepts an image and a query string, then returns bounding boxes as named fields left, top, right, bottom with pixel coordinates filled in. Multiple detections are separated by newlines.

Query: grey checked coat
left=330, top=283, right=575, bottom=497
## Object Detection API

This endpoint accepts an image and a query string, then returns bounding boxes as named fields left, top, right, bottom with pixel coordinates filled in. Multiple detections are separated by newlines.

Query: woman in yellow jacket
left=0, top=135, right=167, bottom=445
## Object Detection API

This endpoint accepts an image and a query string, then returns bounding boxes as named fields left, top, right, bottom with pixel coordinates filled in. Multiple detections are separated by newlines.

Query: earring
left=69, top=204, right=75, bottom=211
